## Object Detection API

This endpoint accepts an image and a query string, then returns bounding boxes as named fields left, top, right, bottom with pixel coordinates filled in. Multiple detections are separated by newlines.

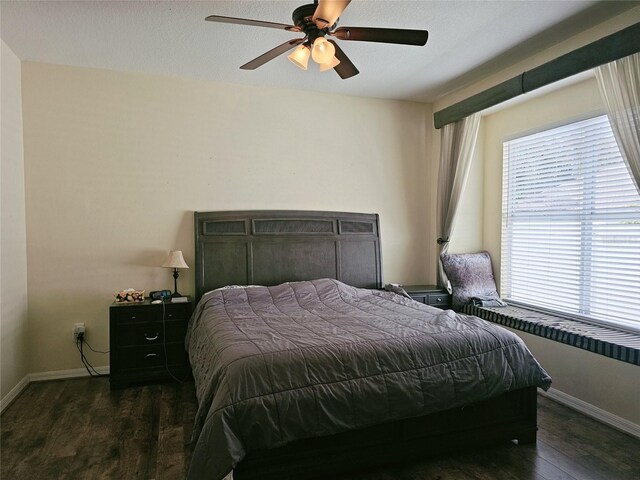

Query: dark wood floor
left=1, top=378, right=639, bottom=480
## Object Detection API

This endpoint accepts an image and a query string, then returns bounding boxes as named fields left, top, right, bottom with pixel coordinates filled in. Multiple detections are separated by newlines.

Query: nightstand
left=402, top=285, right=451, bottom=309
left=109, top=298, right=192, bottom=389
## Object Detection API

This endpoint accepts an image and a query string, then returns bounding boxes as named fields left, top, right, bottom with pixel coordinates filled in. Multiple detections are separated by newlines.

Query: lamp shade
left=162, top=250, right=189, bottom=269
left=311, top=37, right=335, bottom=65
left=319, top=55, right=341, bottom=72
left=288, top=44, right=310, bottom=70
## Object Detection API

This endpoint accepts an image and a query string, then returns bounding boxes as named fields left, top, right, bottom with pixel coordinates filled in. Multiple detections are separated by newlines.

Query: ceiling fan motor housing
left=292, top=3, right=333, bottom=42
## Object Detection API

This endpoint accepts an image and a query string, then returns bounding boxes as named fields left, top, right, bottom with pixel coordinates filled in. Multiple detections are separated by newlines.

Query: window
left=501, top=114, right=640, bottom=333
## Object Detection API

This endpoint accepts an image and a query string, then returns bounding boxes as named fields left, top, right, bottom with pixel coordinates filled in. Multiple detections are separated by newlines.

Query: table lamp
left=162, top=250, right=189, bottom=297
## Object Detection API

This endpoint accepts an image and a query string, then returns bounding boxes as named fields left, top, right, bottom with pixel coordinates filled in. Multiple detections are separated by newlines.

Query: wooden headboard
left=194, top=210, right=383, bottom=300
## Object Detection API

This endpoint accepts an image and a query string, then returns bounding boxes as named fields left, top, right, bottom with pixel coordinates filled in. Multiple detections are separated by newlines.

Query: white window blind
left=502, top=114, right=640, bottom=332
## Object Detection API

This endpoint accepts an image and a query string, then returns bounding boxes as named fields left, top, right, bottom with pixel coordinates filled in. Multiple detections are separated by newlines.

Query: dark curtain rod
left=434, top=22, right=640, bottom=129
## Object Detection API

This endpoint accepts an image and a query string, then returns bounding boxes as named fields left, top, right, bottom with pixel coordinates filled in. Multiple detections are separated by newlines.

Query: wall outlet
left=72, top=323, right=85, bottom=342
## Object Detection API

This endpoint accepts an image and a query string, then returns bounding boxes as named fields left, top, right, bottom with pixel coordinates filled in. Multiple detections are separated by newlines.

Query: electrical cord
left=77, top=336, right=103, bottom=377
left=76, top=334, right=109, bottom=377
left=83, top=339, right=109, bottom=354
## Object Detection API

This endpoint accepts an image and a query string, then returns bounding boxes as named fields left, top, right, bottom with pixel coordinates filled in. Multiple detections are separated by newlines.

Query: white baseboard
left=0, top=375, right=31, bottom=414
left=1, top=366, right=109, bottom=414
left=29, top=366, right=109, bottom=382
left=540, top=387, right=640, bottom=439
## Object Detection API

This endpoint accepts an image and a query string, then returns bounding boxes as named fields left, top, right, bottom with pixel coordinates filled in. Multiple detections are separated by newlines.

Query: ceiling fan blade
left=313, top=0, right=352, bottom=29
left=331, top=27, right=428, bottom=46
left=240, top=38, right=305, bottom=70
left=328, top=40, right=359, bottom=79
left=205, top=15, right=300, bottom=32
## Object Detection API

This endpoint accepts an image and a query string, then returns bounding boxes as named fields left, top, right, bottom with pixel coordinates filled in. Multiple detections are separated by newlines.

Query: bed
left=187, top=210, right=551, bottom=480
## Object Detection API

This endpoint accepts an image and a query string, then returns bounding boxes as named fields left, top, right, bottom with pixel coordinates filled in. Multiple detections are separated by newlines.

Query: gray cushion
left=441, top=251, right=500, bottom=310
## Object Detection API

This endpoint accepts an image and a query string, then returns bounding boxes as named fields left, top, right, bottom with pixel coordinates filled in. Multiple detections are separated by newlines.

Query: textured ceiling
left=1, top=1, right=636, bottom=103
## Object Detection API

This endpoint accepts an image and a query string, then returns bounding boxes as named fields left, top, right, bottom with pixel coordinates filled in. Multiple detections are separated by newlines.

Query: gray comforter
left=186, top=279, right=551, bottom=479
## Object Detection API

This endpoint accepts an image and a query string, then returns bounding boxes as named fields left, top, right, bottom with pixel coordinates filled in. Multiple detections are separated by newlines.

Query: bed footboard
left=234, top=386, right=538, bottom=480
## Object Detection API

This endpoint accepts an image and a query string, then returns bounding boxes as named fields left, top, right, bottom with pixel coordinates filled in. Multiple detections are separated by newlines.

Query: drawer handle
left=167, top=313, right=173, bottom=318
left=435, top=297, right=442, bottom=302
left=130, top=316, right=137, bottom=320
left=144, top=353, right=159, bottom=360
left=144, top=333, right=159, bottom=341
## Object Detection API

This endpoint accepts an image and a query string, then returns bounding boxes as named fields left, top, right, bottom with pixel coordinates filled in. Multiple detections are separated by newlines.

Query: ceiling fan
left=205, top=0, right=429, bottom=79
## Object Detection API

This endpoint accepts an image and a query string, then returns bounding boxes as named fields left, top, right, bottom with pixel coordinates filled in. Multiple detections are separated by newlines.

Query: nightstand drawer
left=115, top=321, right=187, bottom=347
left=111, top=306, right=155, bottom=323
left=111, top=304, right=189, bottom=323
left=409, top=293, right=428, bottom=304
left=117, top=343, right=188, bottom=371
left=402, top=285, right=451, bottom=309
left=428, top=292, right=451, bottom=307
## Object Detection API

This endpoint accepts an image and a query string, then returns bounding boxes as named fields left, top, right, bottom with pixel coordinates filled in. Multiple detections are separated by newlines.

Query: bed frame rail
left=235, top=387, right=538, bottom=480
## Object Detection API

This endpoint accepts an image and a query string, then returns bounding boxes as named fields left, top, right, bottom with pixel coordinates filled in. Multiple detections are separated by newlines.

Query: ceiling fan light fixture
left=311, top=37, right=336, bottom=65
left=288, top=44, right=310, bottom=70
left=319, top=55, right=341, bottom=72
left=206, top=0, right=428, bottom=80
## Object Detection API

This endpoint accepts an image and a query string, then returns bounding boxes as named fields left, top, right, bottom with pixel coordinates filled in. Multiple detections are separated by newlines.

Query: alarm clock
left=149, top=290, right=172, bottom=301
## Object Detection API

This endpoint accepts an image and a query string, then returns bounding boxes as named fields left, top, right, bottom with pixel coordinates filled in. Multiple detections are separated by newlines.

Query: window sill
left=463, top=303, right=640, bottom=366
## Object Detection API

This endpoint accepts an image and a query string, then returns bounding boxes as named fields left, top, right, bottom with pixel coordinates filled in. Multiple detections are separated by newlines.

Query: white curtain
left=437, top=113, right=481, bottom=290
left=595, top=52, right=640, bottom=193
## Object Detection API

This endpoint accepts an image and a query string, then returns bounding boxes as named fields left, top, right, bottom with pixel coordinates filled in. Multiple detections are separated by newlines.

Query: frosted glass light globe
left=311, top=37, right=335, bottom=65
left=319, top=55, right=341, bottom=72
left=288, top=44, right=311, bottom=70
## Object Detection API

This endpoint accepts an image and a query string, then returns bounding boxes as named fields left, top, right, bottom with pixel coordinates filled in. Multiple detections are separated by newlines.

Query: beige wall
left=21, top=62, right=433, bottom=373
left=1, top=40, right=29, bottom=401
